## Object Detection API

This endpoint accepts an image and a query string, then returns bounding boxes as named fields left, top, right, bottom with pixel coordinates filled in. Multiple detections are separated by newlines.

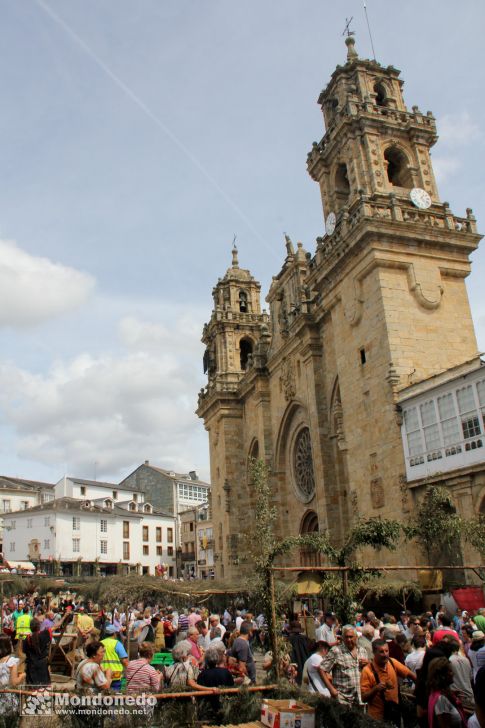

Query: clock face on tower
left=410, top=187, right=432, bottom=210
left=325, top=211, right=336, bottom=236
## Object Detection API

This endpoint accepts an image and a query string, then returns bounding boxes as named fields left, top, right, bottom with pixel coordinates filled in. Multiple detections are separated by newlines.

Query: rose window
left=293, top=427, right=316, bottom=502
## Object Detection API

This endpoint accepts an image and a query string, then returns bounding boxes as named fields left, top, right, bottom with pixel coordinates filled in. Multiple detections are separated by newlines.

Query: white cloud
left=0, top=239, right=95, bottom=327
left=0, top=311, right=207, bottom=479
left=431, top=157, right=461, bottom=184
left=437, top=112, right=480, bottom=147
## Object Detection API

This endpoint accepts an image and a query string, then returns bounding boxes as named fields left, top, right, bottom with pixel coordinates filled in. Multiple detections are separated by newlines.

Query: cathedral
left=196, top=36, right=485, bottom=581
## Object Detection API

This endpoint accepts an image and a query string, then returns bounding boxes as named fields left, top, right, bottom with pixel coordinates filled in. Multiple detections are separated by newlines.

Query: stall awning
left=4, top=560, right=35, bottom=571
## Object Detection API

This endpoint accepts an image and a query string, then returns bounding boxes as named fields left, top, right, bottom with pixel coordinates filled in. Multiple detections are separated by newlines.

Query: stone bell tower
left=303, top=36, right=481, bottom=525
left=306, top=35, right=480, bottom=387
left=197, top=246, right=269, bottom=579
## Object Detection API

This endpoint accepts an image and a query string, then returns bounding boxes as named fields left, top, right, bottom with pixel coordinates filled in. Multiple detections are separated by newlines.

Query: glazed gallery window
left=403, top=377, right=485, bottom=465
left=72, top=538, right=80, bottom=553
left=72, top=517, right=80, bottom=531
left=123, top=521, right=129, bottom=538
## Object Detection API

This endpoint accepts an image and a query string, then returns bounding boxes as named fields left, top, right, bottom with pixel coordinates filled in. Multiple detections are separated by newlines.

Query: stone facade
left=196, top=38, right=483, bottom=580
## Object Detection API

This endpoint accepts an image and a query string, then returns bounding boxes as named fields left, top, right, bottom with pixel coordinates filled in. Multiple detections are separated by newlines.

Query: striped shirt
left=125, top=659, right=160, bottom=693
left=178, top=614, right=189, bottom=632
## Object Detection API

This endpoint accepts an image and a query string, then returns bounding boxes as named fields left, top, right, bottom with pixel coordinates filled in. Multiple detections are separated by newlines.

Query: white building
left=4, top=495, right=177, bottom=577
left=54, top=476, right=144, bottom=504
left=0, top=476, right=54, bottom=553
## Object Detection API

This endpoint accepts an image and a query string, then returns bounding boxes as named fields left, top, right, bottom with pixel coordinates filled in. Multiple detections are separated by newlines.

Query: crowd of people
left=280, top=606, right=485, bottom=727
left=0, top=591, right=484, bottom=727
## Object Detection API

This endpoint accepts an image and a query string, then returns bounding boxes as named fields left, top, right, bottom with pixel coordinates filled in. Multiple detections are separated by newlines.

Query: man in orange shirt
left=361, top=639, right=416, bottom=723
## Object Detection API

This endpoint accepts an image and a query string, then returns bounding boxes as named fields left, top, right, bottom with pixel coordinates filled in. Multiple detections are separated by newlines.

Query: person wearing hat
left=287, top=620, right=313, bottom=685
left=100, top=624, right=128, bottom=692
left=316, top=612, right=338, bottom=647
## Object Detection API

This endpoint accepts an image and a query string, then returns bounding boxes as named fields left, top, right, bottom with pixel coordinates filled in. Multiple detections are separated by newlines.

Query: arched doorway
left=299, top=510, right=320, bottom=566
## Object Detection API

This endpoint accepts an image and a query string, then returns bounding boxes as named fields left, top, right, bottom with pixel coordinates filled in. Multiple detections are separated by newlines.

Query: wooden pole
left=271, top=565, right=483, bottom=572
left=268, top=569, right=280, bottom=681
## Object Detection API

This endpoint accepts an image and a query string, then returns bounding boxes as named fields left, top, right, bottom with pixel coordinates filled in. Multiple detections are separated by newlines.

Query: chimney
left=189, top=470, right=198, bottom=481
left=144, top=460, right=149, bottom=466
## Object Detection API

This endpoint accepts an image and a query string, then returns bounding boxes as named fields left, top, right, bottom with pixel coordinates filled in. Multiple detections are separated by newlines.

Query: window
left=335, top=162, right=350, bottom=207
left=112, top=490, right=118, bottom=500
left=143, top=545, right=149, bottom=556
left=384, top=146, right=413, bottom=188
left=156, top=527, right=162, bottom=542
left=420, top=400, right=441, bottom=455
left=2, top=500, right=11, bottom=513
left=239, top=290, right=248, bottom=313
left=80, top=486, right=86, bottom=496
left=167, top=528, right=173, bottom=543
left=457, top=385, right=482, bottom=439
left=44, top=517, right=50, bottom=527
left=239, top=338, right=253, bottom=371
left=44, top=539, right=50, bottom=549
left=123, top=521, right=129, bottom=538
left=133, top=493, right=138, bottom=502
left=374, top=82, right=388, bottom=107
left=123, top=542, right=130, bottom=560
left=143, top=526, right=149, bottom=542
left=100, top=540, right=107, bottom=555
left=360, top=348, right=366, bottom=365
left=129, top=503, right=136, bottom=511
left=21, top=501, right=29, bottom=510
left=403, top=407, right=424, bottom=465
left=156, top=546, right=162, bottom=556
left=189, top=522, right=194, bottom=532
left=10, top=521, right=15, bottom=530
left=100, top=519, right=107, bottom=533
left=73, top=538, right=80, bottom=553
left=167, top=546, right=174, bottom=556
left=27, top=519, right=33, bottom=528
left=72, top=517, right=80, bottom=531
left=9, top=542, right=15, bottom=552
left=42, top=493, right=54, bottom=502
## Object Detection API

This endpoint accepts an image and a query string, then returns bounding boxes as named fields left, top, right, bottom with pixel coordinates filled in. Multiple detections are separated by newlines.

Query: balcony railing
left=181, top=552, right=196, bottom=562
left=405, top=434, right=484, bottom=481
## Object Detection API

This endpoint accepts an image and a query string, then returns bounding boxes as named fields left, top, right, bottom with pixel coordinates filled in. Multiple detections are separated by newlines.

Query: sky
left=0, top=0, right=483, bottom=486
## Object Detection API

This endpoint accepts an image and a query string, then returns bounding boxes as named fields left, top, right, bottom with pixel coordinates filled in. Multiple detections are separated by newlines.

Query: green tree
left=462, top=515, right=485, bottom=560
left=404, top=485, right=463, bottom=563
left=247, top=458, right=402, bottom=672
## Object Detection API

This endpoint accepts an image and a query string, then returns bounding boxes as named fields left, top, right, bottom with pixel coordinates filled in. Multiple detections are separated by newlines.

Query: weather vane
left=342, top=17, right=355, bottom=37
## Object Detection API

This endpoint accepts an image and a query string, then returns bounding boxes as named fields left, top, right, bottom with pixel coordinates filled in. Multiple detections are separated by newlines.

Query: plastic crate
left=151, top=652, right=174, bottom=667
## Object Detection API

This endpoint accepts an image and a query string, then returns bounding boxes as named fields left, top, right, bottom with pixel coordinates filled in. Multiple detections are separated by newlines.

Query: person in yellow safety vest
left=15, top=607, right=32, bottom=641
left=100, top=624, right=128, bottom=692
